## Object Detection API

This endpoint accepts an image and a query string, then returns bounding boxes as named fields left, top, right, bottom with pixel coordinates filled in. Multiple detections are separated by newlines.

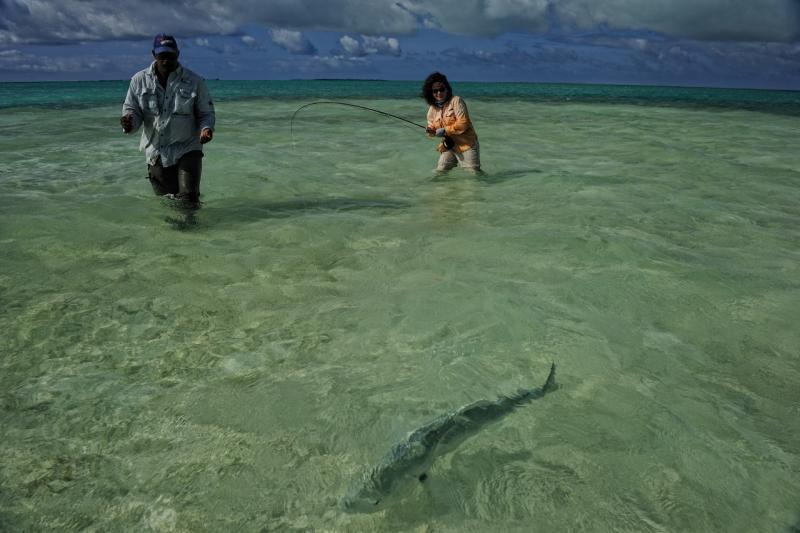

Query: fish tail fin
left=542, top=362, right=557, bottom=393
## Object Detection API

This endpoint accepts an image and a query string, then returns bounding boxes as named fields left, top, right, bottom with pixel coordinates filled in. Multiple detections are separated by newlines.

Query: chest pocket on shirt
left=174, top=86, right=196, bottom=116
left=443, top=107, right=458, bottom=127
left=140, top=89, right=159, bottom=115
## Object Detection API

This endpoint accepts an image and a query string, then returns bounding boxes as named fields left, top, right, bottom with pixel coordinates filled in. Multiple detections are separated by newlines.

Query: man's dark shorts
left=148, top=150, right=203, bottom=203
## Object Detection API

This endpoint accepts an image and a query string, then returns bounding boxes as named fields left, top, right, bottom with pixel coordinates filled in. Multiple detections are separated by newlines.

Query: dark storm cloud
left=564, top=0, right=799, bottom=42
left=1, top=0, right=797, bottom=44
left=0, top=0, right=237, bottom=44
left=0, top=0, right=416, bottom=44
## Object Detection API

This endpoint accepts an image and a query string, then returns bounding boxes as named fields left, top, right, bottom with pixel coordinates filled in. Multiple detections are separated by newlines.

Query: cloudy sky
left=1, top=0, right=799, bottom=88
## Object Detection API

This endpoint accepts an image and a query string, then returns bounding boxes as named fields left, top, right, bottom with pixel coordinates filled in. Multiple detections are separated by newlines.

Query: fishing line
left=290, top=100, right=427, bottom=149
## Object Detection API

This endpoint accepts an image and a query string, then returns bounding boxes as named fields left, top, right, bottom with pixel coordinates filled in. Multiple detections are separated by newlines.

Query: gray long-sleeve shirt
left=122, top=62, right=215, bottom=167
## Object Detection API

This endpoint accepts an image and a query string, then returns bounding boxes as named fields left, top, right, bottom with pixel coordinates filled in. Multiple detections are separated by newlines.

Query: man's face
left=153, top=51, right=179, bottom=75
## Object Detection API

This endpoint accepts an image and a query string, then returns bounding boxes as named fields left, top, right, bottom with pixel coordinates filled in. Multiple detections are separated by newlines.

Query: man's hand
left=425, top=126, right=436, bottom=136
left=200, top=128, right=213, bottom=144
left=120, top=114, right=134, bottom=133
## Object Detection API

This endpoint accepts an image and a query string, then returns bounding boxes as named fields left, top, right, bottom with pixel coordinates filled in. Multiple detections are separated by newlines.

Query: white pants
left=437, top=142, right=481, bottom=171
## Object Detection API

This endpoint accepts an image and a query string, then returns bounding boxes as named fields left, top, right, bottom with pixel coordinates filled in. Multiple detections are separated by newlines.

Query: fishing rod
left=290, top=100, right=432, bottom=148
left=292, top=100, right=426, bottom=130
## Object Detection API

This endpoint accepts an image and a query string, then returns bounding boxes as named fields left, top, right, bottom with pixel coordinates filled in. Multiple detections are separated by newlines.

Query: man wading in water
left=121, top=34, right=215, bottom=213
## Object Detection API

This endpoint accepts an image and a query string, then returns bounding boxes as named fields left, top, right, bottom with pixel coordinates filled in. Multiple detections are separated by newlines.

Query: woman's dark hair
left=421, top=72, right=453, bottom=106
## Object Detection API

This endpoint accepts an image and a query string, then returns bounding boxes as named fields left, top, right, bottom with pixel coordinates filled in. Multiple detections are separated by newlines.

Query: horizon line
left=0, top=78, right=798, bottom=92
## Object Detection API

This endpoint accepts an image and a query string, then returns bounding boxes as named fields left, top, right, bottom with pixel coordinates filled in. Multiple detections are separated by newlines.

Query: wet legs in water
left=148, top=150, right=203, bottom=226
left=435, top=142, right=481, bottom=173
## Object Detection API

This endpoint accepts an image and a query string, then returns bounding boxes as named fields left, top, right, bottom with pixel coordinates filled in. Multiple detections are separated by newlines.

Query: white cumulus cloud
left=269, top=29, right=316, bottom=54
left=339, top=35, right=401, bottom=56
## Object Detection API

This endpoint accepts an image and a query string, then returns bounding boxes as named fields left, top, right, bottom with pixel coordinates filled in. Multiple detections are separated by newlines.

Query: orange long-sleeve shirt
left=426, top=96, right=478, bottom=153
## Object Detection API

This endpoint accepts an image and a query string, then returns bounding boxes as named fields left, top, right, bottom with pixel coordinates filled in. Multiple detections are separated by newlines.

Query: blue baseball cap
left=153, top=34, right=179, bottom=55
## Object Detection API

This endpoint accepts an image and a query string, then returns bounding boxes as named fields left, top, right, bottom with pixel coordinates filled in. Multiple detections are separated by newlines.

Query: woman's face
left=431, top=82, right=448, bottom=102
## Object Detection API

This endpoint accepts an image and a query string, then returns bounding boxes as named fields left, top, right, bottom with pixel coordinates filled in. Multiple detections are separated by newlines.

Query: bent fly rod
left=290, top=100, right=428, bottom=147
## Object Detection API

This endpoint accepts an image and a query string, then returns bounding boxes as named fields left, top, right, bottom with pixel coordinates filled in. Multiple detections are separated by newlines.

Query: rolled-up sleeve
left=446, top=97, right=471, bottom=136
left=122, top=79, right=143, bottom=132
left=194, top=80, right=215, bottom=132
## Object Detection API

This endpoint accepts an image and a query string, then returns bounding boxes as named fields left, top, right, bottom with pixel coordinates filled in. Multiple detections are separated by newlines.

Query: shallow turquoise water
left=1, top=83, right=799, bottom=531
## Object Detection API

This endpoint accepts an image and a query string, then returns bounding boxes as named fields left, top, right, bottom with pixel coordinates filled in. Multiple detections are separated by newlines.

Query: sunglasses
left=432, top=87, right=447, bottom=94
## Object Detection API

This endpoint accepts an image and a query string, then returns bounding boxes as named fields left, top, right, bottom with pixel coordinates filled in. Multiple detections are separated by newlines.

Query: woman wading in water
left=422, top=72, right=481, bottom=172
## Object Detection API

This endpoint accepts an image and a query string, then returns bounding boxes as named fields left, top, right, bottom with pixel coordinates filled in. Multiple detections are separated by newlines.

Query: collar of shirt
left=147, top=62, right=184, bottom=87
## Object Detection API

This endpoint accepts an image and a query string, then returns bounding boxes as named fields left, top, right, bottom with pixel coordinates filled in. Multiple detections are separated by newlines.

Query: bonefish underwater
left=341, top=363, right=557, bottom=513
